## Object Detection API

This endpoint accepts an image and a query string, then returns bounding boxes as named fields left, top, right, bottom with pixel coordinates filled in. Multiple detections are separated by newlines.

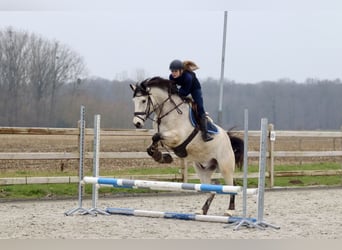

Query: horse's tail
left=227, top=132, right=244, bottom=170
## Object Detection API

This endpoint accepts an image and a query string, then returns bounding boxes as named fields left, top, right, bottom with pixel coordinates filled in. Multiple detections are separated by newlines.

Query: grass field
left=1, top=162, right=341, bottom=200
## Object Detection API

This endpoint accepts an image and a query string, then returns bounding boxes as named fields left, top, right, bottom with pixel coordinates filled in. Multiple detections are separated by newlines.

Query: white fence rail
left=1, top=126, right=342, bottom=187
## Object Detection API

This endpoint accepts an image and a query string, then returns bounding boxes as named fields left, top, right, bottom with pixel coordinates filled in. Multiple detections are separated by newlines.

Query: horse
left=130, top=77, right=243, bottom=216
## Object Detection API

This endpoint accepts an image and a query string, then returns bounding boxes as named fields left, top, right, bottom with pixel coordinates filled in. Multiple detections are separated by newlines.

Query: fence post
left=267, top=123, right=275, bottom=188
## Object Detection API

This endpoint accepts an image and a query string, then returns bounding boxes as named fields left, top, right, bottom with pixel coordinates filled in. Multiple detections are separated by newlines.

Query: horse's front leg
left=146, top=138, right=159, bottom=157
left=146, top=132, right=173, bottom=164
left=146, top=139, right=163, bottom=162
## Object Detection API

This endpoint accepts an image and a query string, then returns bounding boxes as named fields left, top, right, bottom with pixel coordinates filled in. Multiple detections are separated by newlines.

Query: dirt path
left=0, top=188, right=341, bottom=239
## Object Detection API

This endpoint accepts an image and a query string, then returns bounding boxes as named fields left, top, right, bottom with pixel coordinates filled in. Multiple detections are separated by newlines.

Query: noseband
left=133, top=94, right=154, bottom=122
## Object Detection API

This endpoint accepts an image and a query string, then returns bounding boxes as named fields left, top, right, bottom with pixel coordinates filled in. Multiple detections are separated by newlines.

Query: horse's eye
left=142, top=100, right=146, bottom=104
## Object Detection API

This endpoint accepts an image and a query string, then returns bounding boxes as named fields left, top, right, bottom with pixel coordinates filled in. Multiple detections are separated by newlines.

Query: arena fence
left=1, top=123, right=342, bottom=188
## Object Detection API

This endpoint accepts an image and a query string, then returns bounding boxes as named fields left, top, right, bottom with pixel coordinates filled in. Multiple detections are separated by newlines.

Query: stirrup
left=202, top=133, right=213, bottom=142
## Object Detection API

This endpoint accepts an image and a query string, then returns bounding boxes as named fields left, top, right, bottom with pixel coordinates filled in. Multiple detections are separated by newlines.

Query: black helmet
left=169, top=59, right=183, bottom=70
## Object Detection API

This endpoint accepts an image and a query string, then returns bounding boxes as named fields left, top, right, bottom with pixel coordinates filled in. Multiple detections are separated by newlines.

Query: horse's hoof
left=224, top=210, right=234, bottom=217
left=152, top=150, right=162, bottom=162
left=162, top=153, right=173, bottom=163
left=194, top=210, right=204, bottom=215
left=146, top=147, right=153, bottom=156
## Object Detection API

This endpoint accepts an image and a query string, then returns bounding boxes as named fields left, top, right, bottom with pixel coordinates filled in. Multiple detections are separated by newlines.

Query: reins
left=155, top=96, right=184, bottom=126
left=138, top=92, right=184, bottom=127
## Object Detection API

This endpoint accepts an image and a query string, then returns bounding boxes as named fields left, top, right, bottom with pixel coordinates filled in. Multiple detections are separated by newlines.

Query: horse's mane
left=134, top=77, right=178, bottom=96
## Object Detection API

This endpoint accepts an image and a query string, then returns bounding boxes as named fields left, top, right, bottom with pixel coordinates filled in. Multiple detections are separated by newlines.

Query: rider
left=169, top=59, right=213, bottom=142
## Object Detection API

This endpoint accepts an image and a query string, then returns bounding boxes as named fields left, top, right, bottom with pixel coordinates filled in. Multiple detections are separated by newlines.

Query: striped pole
left=106, top=207, right=257, bottom=224
left=83, top=177, right=258, bottom=195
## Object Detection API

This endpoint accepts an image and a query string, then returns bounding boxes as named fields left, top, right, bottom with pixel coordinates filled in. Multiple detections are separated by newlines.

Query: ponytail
left=183, top=60, right=199, bottom=72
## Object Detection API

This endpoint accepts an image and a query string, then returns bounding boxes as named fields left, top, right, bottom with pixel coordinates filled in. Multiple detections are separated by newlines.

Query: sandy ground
left=0, top=187, right=342, bottom=239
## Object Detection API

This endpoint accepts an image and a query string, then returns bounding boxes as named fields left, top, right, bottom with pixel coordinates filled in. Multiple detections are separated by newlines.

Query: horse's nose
left=135, top=122, right=142, bottom=128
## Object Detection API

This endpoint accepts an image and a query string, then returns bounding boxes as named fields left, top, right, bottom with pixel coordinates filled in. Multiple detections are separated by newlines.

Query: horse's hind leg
left=202, top=183, right=235, bottom=216
left=227, top=180, right=238, bottom=211
left=228, top=195, right=235, bottom=212
left=194, top=160, right=217, bottom=215
left=218, top=158, right=236, bottom=216
left=202, top=193, right=215, bottom=215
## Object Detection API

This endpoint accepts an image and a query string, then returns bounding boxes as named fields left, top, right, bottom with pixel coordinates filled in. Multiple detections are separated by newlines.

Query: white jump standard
left=64, top=105, right=89, bottom=216
left=87, top=114, right=109, bottom=216
left=82, top=177, right=258, bottom=195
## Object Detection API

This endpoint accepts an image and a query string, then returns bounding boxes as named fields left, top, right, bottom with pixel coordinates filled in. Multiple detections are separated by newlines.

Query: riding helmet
left=169, top=59, right=184, bottom=70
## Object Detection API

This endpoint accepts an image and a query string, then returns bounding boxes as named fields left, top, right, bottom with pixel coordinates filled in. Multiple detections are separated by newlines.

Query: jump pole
left=83, top=177, right=257, bottom=195
left=105, top=207, right=256, bottom=224
left=65, top=105, right=90, bottom=216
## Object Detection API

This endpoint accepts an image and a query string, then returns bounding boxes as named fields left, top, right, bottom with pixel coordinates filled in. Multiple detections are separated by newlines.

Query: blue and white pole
left=83, top=177, right=258, bottom=195
left=106, top=207, right=257, bottom=224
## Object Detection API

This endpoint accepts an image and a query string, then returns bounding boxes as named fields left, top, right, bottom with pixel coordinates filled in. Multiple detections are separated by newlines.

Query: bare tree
left=28, top=34, right=55, bottom=125
left=0, top=27, right=30, bottom=125
left=47, top=41, right=86, bottom=125
left=0, top=27, right=86, bottom=126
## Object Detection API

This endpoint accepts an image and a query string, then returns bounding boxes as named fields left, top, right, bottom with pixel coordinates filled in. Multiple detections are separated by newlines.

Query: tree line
left=1, top=27, right=341, bottom=130
left=3, top=76, right=341, bottom=131
left=0, top=27, right=85, bottom=127
left=204, top=78, right=342, bottom=130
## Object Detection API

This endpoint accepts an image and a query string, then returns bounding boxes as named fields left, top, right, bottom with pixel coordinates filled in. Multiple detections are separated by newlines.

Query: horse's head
left=130, top=77, right=178, bottom=128
left=130, top=79, right=152, bottom=128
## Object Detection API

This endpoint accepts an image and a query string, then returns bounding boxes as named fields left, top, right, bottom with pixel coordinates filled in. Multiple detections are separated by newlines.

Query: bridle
left=133, top=93, right=154, bottom=123
left=133, top=89, right=184, bottom=127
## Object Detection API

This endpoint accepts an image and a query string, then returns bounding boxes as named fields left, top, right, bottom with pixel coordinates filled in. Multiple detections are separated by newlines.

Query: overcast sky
left=1, top=0, right=342, bottom=83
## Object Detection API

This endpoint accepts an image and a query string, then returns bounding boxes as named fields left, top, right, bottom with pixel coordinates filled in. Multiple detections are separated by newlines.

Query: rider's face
left=171, top=69, right=182, bottom=78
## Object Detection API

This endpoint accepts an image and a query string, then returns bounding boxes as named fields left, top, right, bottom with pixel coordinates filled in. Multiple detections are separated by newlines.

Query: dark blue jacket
left=169, top=70, right=206, bottom=117
left=169, top=70, right=201, bottom=97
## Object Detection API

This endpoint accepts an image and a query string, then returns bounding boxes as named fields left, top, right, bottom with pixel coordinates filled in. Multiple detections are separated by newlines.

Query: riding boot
left=199, top=116, right=213, bottom=142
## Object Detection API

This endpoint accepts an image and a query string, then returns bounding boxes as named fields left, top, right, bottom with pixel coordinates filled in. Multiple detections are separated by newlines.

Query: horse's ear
left=130, top=84, right=136, bottom=92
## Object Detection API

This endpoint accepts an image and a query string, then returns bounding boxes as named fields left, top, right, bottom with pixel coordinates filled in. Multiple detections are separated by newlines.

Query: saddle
left=172, top=98, right=219, bottom=159
left=184, top=99, right=218, bottom=134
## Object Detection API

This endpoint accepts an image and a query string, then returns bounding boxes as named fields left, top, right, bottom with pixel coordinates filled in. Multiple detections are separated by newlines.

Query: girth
left=172, top=127, right=199, bottom=158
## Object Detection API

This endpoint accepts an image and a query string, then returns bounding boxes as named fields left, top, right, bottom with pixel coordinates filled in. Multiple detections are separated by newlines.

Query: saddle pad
left=189, top=108, right=219, bottom=134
